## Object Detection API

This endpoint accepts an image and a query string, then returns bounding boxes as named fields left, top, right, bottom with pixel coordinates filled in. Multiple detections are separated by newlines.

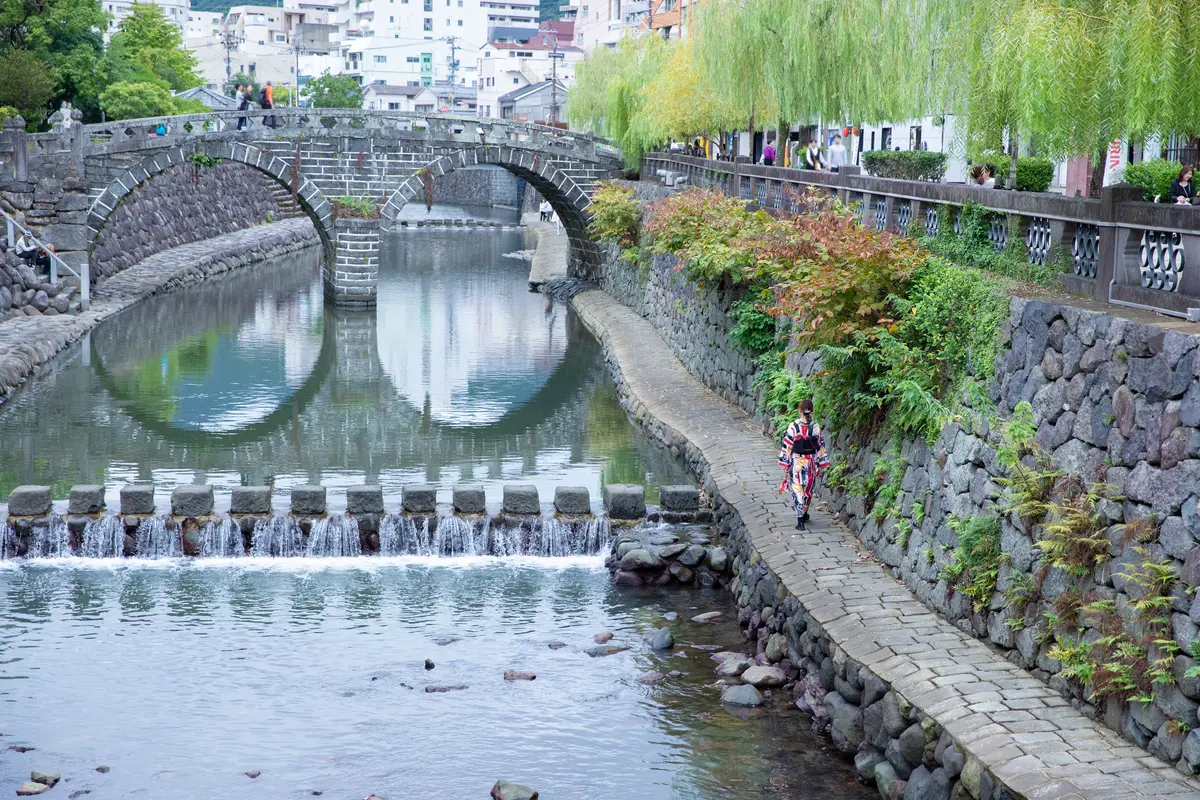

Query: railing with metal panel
left=642, top=153, right=1200, bottom=320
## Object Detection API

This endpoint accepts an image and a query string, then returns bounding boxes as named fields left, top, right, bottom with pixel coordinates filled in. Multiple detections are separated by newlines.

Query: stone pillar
left=326, top=217, right=379, bottom=308
left=1095, top=184, right=1144, bottom=303
left=0, top=116, right=28, bottom=182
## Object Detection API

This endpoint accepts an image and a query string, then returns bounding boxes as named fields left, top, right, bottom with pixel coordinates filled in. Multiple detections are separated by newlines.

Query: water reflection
left=0, top=214, right=687, bottom=506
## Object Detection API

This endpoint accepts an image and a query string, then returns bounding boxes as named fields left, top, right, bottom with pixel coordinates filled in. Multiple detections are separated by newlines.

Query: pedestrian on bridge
left=778, top=399, right=829, bottom=531
left=260, top=82, right=275, bottom=129
left=236, top=84, right=252, bottom=131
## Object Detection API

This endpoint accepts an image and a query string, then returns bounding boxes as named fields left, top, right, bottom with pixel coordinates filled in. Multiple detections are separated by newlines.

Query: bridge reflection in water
left=0, top=221, right=687, bottom=507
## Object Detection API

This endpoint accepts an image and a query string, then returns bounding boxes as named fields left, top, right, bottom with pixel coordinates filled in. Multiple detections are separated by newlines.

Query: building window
left=484, top=50, right=490, bottom=57
left=445, top=17, right=450, bottom=24
left=388, top=102, right=401, bottom=109
left=374, top=54, right=386, bottom=62
left=389, top=15, right=394, bottom=21
left=416, top=103, right=433, bottom=111
left=457, top=18, right=462, bottom=24
left=423, top=16, right=432, bottom=28
left=513, top=77, right=519, bottom=83
left=421, top=76, right=431, bottom=86
left=257, top=39, right=265, bottom=45
left=516, top=50, right=532, bottom=57
left=407, top=55, right=420, bottom=62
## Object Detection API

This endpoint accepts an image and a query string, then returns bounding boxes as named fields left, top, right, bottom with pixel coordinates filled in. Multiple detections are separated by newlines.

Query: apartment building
left=476, top=21, right=580, bottom=118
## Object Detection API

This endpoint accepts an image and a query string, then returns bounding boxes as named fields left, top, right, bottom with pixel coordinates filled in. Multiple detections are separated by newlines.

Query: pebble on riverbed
left=585, top=645, right=629, bottom=658
left=244, top=770, right=261, bottom=779
left=424, top=684, right=468, bottom=692
left=691, top=612, right=722, bottom=623
left=645, top=627, right=674, bottom=650
left=490, top=779, right=539, bottom=800
left=503, top=670, right=536, bottom=681
left=95, top=766, right=110, bottom=774
left=16, top=782, right=49, bottom=796
left=593, top=632, right=613, bottom=644
left=424, top=659, right=435, bottom=670
left=720, top=684, right=764, bottom=707
left=547, top=641, right=567, bottom=650
left=28, top=772, right=58, bottom=789
left=637, top=670, right=667, bottom=685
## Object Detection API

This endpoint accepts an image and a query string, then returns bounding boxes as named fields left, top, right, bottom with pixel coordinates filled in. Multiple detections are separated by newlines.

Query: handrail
left=1, top=206, right=89, bottom=307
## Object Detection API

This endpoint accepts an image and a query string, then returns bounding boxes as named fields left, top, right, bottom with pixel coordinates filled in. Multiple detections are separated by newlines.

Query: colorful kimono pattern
left=777, top=417, right=830, bottom=518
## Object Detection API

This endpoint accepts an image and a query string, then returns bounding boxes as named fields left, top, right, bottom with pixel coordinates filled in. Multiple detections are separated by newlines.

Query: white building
left=104, top=0, right=190, bottom=38
left=565, top=0, right=648, bottom=52
left=185, top=10, right=222, bottom=38
left=477, top=21, right=580, bottom=118
left=363, top=83, right=438, bottom=110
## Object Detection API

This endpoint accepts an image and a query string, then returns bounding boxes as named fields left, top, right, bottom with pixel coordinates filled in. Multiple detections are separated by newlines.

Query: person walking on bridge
left=778, top=399, right=829, bottom=531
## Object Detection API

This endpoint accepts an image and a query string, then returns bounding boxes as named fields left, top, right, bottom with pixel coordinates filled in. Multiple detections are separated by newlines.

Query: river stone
left=707, top=546, right=728, bottom=572
left=619, top=548, right=659, bottom=570
left=721, top=684, right=764, bottom=707
left=824, top=691, right=864, bottom=752
left=490, top=780, right=538, bottom=800
left=585, top=645, right=628, bottom=657
left=742, top=665, right=786, bottom=688
left=503, top=485, right=540, bottom=515
left=503, top=670, right=536, bottom=681
left=881, top=692, right=908, bottom=738
left=28, top=772, right=59, bottom=788
left=15, top=783, right=49, bottom=796
left=715, top=657, right=753, bottom=678
left=874, top=762, right=899, bottom=799
left=660, top=543, right=688, bottom=559
left=424, top=684, right=468, bottom=692
left=120, top=484, right=155, bottom=515
left=647, top=627, right=674, bottom=650
left=402, top=484, right=436, bottom=513
left=612, top=570, right=643, bottom=587
left=291, top=485, right=327, bottom=516
left=712, top=651, right=745, bottom=663
left=904, top=766, right=951, bottom=800
left=230, top=486, right=271, bottom=515
left=677, top=544, right=706, bottom=567
left=171, top=484, right=213, bottom=517
left=765, top=633, right=788, bottom=662
left=452, top=485, right=486, bottom=514
left=659, top=485, right=699, bottom=511
left=68, top=484, right=104, bottom=515
left=615, top=541, right=640, bottom=559
left=8, top=485, right=51, bottom=516
left=603, top=484, right=646, bottom=519
left=648, top=533, right=679, bottom=546
left=691, top=611, right=721, bottom=623
left=899, top=722, right=926, bottom=767
left=638, top=670, right=667, bottom=685
left=941, top=746, right=964, bottom=778
left=347, top=485, right=384, bottom=515
left=553, top=486, right=589, bottom=515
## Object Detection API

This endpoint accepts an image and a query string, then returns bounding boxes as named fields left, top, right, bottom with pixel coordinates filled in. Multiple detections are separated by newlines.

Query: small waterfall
left=81, top=515, right=126, bottom=558
left=486, top=518, right=528, bottom=557
left=200, top=515, right=244, bottom=557
left=250, top=516, right=303, bottom=557
left=135, top=516, right=180, bottom=559
left=379, top=514, right=432, bottom=556
left=29, top=515, right=72, bottom=558
left=1, top=522, right=17, bottom=559
left=306, top=515, right=361, bottom=557
left=432, top=515, right=478, bottom=556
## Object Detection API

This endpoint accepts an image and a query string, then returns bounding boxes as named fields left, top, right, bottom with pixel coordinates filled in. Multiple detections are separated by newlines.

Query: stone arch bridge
left=0, top=108, right=623, bottom=304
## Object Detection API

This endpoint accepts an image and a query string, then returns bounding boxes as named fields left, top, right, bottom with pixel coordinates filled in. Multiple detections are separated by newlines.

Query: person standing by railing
left=763, top=138, right=776, bottom=166
left=803, top=140, right=825, bottom=170
left=1169, top=165, right=1196, bottom=205
left=827, top=134, right=847, bottom=172
left=260, top=82, right=275, bottom=129
left=236, top=85, right=252, bottom=131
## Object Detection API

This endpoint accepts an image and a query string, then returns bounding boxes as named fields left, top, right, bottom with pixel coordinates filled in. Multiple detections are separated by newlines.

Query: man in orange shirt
left=260, top=81, right=275, bottom=128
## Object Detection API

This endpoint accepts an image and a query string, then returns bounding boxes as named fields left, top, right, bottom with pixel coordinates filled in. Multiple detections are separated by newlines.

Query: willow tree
left=940, top=0, right=1200, bottom=186
left=639, top=39, right=745, bottom=144
left=570, top=35, right=672, bottom=168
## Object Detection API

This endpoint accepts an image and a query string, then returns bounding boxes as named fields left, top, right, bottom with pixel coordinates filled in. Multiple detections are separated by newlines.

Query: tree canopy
left=110, top=2, right=202, bottom=91
left=302, top=72, right=363, bottom=109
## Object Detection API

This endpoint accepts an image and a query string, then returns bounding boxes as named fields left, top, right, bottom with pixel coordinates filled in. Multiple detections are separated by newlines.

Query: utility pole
left=546, top=30, right=562, bottom=125
left=221, top=31, right=243, bottom=95
left=441, top=35, right=460, bottom=111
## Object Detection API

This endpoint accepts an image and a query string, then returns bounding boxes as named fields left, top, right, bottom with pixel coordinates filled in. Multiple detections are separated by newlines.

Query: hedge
left=1123, top=159, right=1184, bottom=202
left=1014, top=158, right=1054, bottom=192
left=861, top=150, right=948, bottom=182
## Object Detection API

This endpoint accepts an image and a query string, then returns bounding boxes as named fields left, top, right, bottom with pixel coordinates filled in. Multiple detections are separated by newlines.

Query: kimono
left=777, top=416, right=830, bottom=519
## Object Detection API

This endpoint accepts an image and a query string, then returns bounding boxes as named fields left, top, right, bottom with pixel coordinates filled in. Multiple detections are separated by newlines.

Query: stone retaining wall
left=0, top=218, right=319, bottom=403
left=90, top=161, right=284, bottom=280
left=431, top=164, right=523, bottom=208
left=594, top=222, right=1200, bottom=771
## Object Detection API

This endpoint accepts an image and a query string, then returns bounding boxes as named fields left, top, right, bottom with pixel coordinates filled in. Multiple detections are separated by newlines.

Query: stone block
left=120, top=484, right=155, bottom=515
left=230, top=486, right=272, bottom=514
left=659, top=485, right=699, bottom=511
left=554, top=486, right=590, bottom=515
left=403, top=484, right=437, bottom=514
left=503, top=484, right=540, bottom=515
left=68, top=485, right=105, bottom=515
left=7, top=485, right=51, bottom=516
left=604, top=484, right=646, bottom=519
left=347, top=485, right=384, bottom=515
left=172, top=484, right=214, bottom=517
left=452, top=485, right=486, bottom=514
left=290, top=485, right=327, bottom=516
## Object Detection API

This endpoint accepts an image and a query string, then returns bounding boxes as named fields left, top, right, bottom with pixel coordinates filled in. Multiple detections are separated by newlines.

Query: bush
left=586, top=182, right=640, bottom=246
left=1015, top=158, right=1054, bottom=192
left=332, top=196, right=380, bottom=219
left=861, top=150, right=948, bottom=182
left=644, top=189, right=771, bottom=284
left=1122, top=159, right=1184, bottom=202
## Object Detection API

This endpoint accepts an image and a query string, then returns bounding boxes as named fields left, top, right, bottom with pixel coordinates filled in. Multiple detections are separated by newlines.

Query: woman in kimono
left=778, top=399, right=830, bottom=530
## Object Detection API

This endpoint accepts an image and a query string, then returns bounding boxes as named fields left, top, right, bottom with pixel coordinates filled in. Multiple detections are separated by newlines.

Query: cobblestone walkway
left=0, top=218, right=318, bottom=399
left=572, top=287, right=1200, bottom=799
left=522, top=212, right=570, bottom=289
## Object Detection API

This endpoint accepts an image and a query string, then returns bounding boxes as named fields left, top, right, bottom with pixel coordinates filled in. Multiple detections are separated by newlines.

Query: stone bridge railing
left=645, top=153, right=1200, bottom=320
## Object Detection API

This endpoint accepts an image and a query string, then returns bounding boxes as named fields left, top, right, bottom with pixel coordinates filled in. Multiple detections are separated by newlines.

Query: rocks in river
left=646, top=627, right=674, bottom=650
left=638, top=670, right=667, bottom=685
left=618, top=548, right=659, bottom=570
left=424, top=659, right=436, bottom=670
left=244, top=771, right=261, bottom=779
left=490, top=779, right=539, bottom=800
left=715, top=657, right=753, bottom=678
left=691, top=611, right=722, bottom=623
left=741, top=665, right=786, bottom=689
left=593, top=632, right=614, bottom=644
left=8, top=746, right=35, bottom=754
left=68, top=791, right=91, bottom=799
left=585, top=645, right=629, bottom=657
left=425, top=684, right=469, bottom=692
left=503, top=670, right=536, bottom=681
left=720, top=684, right=764, bottom=707
left=612, top=570, right=643, bottom=587
left=95, top=766, right=110, bottom=774
left=16, top=782, right=50, bottom=796
left=28, top=772, right=58, bottom=788
left=547, top=641, right=567, bottom=650
left=667, top=670, right=683, bottom=679
left=432, top=637, right=459, bottom=646
left=662, top=612, right=679, bottom=622
left=711, top=651, right=746, bottom=663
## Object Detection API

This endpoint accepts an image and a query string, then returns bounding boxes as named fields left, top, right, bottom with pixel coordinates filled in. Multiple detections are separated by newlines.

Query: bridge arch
left=85, top=140, right=336, bottom=266
left=380, top=145, right=603, bottom=279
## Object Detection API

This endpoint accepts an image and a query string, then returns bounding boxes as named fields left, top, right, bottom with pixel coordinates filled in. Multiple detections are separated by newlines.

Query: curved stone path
left=0, top=218, right=319, bottom=401
left=571, top=286, right=1200, bottom=799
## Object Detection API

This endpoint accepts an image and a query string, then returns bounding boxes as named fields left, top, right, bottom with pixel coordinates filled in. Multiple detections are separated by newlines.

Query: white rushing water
left=81, top=515, right=126, bottom=558
left=251, top=516, right=304, bottom=557
left=306, top=515, right=361, bottom=557
left=199, top=515, right=243, bottom=558
left=135, top=516, right=180, bottom=559
left=29, top=516, right=71, bottom=558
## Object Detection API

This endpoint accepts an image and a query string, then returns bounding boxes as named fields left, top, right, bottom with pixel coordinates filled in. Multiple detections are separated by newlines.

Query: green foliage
left=99, top=80, right=182, bottom=120
left=0, top=49, right=56, bottom=127
left=302, top=72, right=363, bottom=109
left=332, top=196, right=379, bottom=219
left=729, top=285, right=780, bottom=358
left=867, top=442, right=907, bottom=521
left=110, top=2, right=202, bottom=91
left=940, top=514, right=1002, bottom=612
left=187, top=153, right=220, bottom=169
left=586, top=182, right=640, bottom=246
left=644, top=189, right=772, bottom=285
left=861, top=150, right=949, bottom=181
left=1015, top=158, right=1054, bottom=192
left=1122, top=159, right=1185, bottom=202
left=920, top=204, right=1060, bottom=286
left=1036, top=477, right=1119, bottom=578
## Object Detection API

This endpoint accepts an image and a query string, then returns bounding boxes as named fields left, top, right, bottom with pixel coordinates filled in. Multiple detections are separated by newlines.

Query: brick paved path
left=572, top=287, right=1200, bottom=799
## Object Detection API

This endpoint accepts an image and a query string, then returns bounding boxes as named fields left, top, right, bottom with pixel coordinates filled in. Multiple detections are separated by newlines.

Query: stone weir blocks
left=3, top=482, right=710, bottom=523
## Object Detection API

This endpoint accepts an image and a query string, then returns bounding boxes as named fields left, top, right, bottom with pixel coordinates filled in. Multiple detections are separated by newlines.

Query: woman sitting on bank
left=778, top=399, right=830, bottom=531
left=1170, top=165, right=1196, bottom=205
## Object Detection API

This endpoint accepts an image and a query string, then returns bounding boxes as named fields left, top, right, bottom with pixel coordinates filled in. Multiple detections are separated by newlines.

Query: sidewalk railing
left=643, top=153, right=1200, bottom=320
left=1, top=207, right=89, bottom=307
